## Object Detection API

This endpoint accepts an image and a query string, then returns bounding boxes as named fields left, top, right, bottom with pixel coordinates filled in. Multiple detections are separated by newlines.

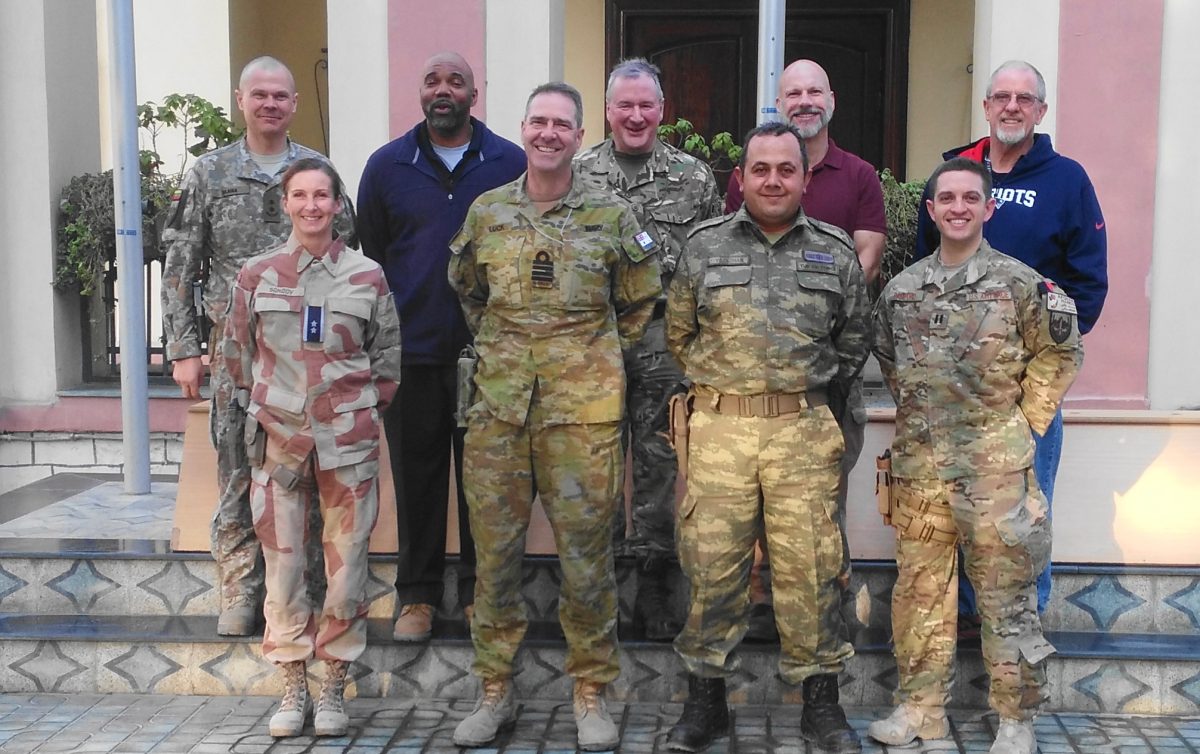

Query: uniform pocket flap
left=327, top=296, right=372, bottom=320
left=796, top=269, right=843, bottom=294
left=331, top=386, right=379, bottom=413
left=251, top=384, right=306, bottom=414
left=650, top=203, right=698, bottom=225
left=1018, top=632, right=1056, bottom=665
left=253, top=294, right=302, bottom=313
left=703, top=265, right=751, bottom=288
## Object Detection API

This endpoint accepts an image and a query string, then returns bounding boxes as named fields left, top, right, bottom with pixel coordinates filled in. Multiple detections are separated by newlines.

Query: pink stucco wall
left=387, top=0, right=488, bottom=138
left=1057, top=0, right=1162, bottom=408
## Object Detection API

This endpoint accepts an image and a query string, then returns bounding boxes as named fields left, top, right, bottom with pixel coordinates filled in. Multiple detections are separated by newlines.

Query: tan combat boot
left=314, top=659, right=350, bottom=736
left=573, top=679, right=620, bottom=751
left=268, top=661, right=310, bottom=737
left=867, top=703, right=949, bottom=746
left=990, top=718, right=1036, bottom=754
left=392, top=603, right=434, bottom=642
left=453, top=678, right=517, bottom=747
left=217, top=597, right=257, bottom=636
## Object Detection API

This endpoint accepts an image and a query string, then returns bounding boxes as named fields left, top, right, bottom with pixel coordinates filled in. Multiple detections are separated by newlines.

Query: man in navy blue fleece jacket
left=357, top=51, right=525, bottom=642
left=913, top=60, right=1107, bottom=619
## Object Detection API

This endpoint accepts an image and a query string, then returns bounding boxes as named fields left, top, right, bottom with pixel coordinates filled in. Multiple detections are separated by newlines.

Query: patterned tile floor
left=0, top=693, right=1197, bottom=753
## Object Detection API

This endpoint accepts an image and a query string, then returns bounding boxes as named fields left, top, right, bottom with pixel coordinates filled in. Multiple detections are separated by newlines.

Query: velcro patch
left=708, top=254, right=750, bottom=266
left=585, top=224, right=603, bottom=232
left=1046, top=292, right=1077, bottom=314
left=488, top=224, right=507, bottom=233
left=966, top=290, right=1013, bottom=302
left=892, top=292, right=920, bottom=301
left=634, top=230, right=656, bottom=252
left=260, top=285, right=303, bottom=297
left=803, top=249, right=835, bottom=264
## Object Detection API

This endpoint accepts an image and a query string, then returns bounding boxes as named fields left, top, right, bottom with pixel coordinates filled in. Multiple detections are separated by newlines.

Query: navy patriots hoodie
left=914, top=134, right=1107, bottom=334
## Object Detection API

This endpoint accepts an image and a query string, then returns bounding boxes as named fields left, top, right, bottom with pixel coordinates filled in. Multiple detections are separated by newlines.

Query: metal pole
left=757, top=0, right=786, bottom=124
left=107, top=0, right=151, bottom=494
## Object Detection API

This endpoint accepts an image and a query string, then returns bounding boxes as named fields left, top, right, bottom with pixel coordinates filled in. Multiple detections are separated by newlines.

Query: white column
left=485, top=0, right=566, bottom=145
left=1149, top=0, right=1200, bottom=410
left=327, top=0, right=390, bottom=203
left=0, top=2, right=101, bottom=402
left=971, top=0, right=1059, bottom=140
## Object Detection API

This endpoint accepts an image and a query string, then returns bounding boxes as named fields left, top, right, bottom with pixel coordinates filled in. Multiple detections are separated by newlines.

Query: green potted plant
left=657, top=118, right=743, bottom=190
left=878, top=169, right=926, bottom=285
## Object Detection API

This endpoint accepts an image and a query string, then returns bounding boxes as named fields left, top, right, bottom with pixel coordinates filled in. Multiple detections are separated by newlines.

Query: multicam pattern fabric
left=161, top=138, right=357, bottom=607
left=888, top=472, right=1053, bottom=720
left=668, top=208, right=869, bottom=684
left=448, top=171, right=663, bottom=427
left=872, top=240, right=1084, bottom=485
left=666, top=208, right=871, bottom=395
left=675, top=406, right=853, bottom=683
left=576, top=139, right=723, bottom=559
left=223, top=237, right=402, bottom=470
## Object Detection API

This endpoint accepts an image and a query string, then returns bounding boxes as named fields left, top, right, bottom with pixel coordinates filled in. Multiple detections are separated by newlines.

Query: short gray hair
left=986, top=60, right=1046, bottom=102
left=605, top=58, right=664, bottom=102
left=238, top=56, right=295, bottom=92
left=525, top=82, right=584, bottom=128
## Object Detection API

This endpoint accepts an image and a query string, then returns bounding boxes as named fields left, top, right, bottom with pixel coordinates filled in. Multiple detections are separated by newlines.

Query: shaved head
left=779, top=59, right=831, bottom=94
left=419, top=51, right=478, bottom=142
left=238, top=56, right=295, bottom=93
left=776, top=59, right=835, bottom=138
left=421, top=51, right=475, bottom=90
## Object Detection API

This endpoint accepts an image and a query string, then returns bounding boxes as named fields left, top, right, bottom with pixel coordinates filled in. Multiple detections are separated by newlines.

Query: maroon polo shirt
left=725, top=139, right=886, bottom=236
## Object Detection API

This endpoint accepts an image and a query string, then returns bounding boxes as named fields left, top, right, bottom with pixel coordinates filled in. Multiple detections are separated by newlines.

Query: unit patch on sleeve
left=634, top=230, right=657, bottom=253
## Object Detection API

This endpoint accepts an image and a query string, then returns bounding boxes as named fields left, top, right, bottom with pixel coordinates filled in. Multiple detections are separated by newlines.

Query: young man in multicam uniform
left=223, top=159, right=401, bottom=739
left=448, top=82, right=662, bottom=751
left=870, top=157, right=1083, bottom=754
left=160, top=56, right=356, bottom=637
left=665, top=121, right=870, bottom=754
left=575, top=58, right=723, bottom=641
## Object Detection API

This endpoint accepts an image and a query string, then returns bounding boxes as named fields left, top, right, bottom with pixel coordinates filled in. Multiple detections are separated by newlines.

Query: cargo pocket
left=993, top=474, right=1050, bottom=549
left=1018, top=630, right=1056, bottom=665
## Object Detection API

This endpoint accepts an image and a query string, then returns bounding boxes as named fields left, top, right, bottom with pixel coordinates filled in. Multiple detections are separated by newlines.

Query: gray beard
left=993, top=125, right=1030, bottom=146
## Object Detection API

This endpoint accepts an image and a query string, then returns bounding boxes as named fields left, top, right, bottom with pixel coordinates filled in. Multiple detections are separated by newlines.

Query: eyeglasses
left=988, top=91, right=1042, bottom=108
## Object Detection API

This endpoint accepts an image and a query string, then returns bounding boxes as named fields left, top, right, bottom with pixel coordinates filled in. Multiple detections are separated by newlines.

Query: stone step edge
left=0, top=613, right=1196, bottom=663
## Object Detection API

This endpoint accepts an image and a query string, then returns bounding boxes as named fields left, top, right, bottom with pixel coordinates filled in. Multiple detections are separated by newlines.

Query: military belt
left=700, top=388, right=828, bottom=417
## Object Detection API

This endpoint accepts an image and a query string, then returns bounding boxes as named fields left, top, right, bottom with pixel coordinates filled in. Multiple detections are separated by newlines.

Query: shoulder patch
left=803, top=249, right=835, bottom=265
left=1045, top=291, right=1077, bottom=315
left=634, top=230, right=656, bottom=253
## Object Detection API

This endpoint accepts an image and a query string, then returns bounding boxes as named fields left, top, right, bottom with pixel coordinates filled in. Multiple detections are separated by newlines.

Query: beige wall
left=905, top=0, right=975, bottom=180
left=229, top=0, right=329, bottom=154
left=564, top=0, right=606, bottom=148
left=327, top=0, right=389, bottom=202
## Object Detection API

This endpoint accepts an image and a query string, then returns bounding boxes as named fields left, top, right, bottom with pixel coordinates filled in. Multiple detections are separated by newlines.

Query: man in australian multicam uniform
left=664, top=121, right=870, bottom=754
left=160, top=56, right=356, bottom=636
left=575, top=58, right=723, bottom=641
left=448, top=83, right=662, bottom=752
left=868, top=157, right=1083, bottom=754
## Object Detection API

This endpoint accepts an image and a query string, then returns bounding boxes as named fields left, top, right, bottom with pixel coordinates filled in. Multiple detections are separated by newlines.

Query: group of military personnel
left=161, top=48, right=1104, bottom=754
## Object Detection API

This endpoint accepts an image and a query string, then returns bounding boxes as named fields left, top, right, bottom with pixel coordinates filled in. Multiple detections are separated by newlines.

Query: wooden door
left=606, top=0, right=910, bottom=176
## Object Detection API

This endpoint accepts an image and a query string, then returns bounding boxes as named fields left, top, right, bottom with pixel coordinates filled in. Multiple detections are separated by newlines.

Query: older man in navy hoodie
left=913, top=59, right=1107, bottom=621
left=358, top=51, right=525, bottom=642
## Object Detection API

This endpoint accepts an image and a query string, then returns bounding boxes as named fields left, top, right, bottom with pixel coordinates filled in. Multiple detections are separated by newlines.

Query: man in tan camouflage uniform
left=665, top=122, right=870, bottom=754
left=448, top=82, right=662, bottom=752
left=575, top=58, right=722, bottom=641
left=161, top=56, right=356, bottom=636
left=869, top=158, right=1083, bottom=754
left=223, top=158, right=401, bottom=738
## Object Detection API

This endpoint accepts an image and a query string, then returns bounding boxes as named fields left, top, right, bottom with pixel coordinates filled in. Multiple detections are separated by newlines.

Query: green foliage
left=879, top=169, right=927, bottom=284
left=56, top=94, right=240, bottom=294
left=657, top=118, right=743, bottom=167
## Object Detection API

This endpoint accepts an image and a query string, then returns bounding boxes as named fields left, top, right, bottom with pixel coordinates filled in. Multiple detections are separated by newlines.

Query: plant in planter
left=55, top=94, right=241, bottom=295
left=657, top=118, right=743, bottom=190
left=878, top=168, right=927, bottom=285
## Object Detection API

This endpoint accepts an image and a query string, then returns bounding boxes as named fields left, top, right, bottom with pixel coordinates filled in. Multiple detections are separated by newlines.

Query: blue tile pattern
left=1065, top=574, right=1145, bottom=630
left=1073, top=661, right=1152, bottom=712
left=45, top=559, right=120, bottom=610
left=11, top=641, right=87, bottom=692
left=199, top=643, right=275, bottom=694
left=105, top=645, right=183, bottom=692
left=137, top=561, right=212, bottom=613
left=1166, top=578, right=1200, bottom=630
left=0, top=562, right=28, bottom=603
left=1172, top=669, right=1200, bottom=708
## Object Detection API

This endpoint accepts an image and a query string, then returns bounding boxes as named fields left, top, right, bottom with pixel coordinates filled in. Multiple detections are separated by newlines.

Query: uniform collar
left=287, top=235, right=346, bottom=274
left=731, top=204, right=811, bottom=242
left=924, top=239, right=997, bottom=293
left=582, top=138, right=673, bottom=189
left=236, top=137, right=301, bottom=183
left=515, top=168, right=588, bottom=212
left=813, top=139, right=846, bottom=173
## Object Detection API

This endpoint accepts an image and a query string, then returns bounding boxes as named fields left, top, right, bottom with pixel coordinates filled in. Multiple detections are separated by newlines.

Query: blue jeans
left=959, top=409, right=1061, bottom=616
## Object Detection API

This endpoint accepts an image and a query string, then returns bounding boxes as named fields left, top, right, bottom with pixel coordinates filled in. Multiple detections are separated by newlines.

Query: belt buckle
left=762, top=394, right=778, bottom=418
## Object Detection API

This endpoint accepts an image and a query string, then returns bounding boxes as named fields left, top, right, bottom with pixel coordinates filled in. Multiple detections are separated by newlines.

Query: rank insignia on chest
left=304, top=304, right=325, bottom=343
left=930, top=311, right=949, bottom=332
left=803, top=249, right=834, bottom=264
left=531, top=250, right=555, bottom=288
left=263, top=190, right=282, bottom=223
left=634, top=230, right=656, bottom=252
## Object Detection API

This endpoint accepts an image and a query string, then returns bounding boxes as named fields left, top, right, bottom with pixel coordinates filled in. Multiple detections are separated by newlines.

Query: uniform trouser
left=674, top=403, right=854, bottom=684
left=250, top=437, right=379, bottom=664
left=382, top=364, right=476, bottom=609
left=891, top=471, right=1054, bottom=720
left=616, top=317, right=683, bottom=560
left=960, top=409, right=1062, bottom=615
left=209, top=332, right=324, bottom=609
left=464, top=398, right=622, bottom=684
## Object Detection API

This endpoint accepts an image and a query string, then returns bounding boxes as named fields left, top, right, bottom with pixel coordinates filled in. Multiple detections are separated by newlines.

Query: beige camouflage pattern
left=576, top=139, right=723, bottom=557
left=251, top=440, right=381, bottom=664
left=872, top=240, right=1083, bottom=721
left=223, top=235, right=400, bottom=664
left=448, top=171, right=663, bottom=427
left=675, top=404, right=853, bottom=683
left=888, top=472, right=1053, bottom=720
left=873, top=240, right=1083, bottom=483
left=161, top=138, right=357, bottom=608
left=667, top=208, right=869, bottom=683
left=666, top=208, right=871, bottom=395
left=449, top=170, right=661, bottom=684
left=464, top=397, right=622, bottom=683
